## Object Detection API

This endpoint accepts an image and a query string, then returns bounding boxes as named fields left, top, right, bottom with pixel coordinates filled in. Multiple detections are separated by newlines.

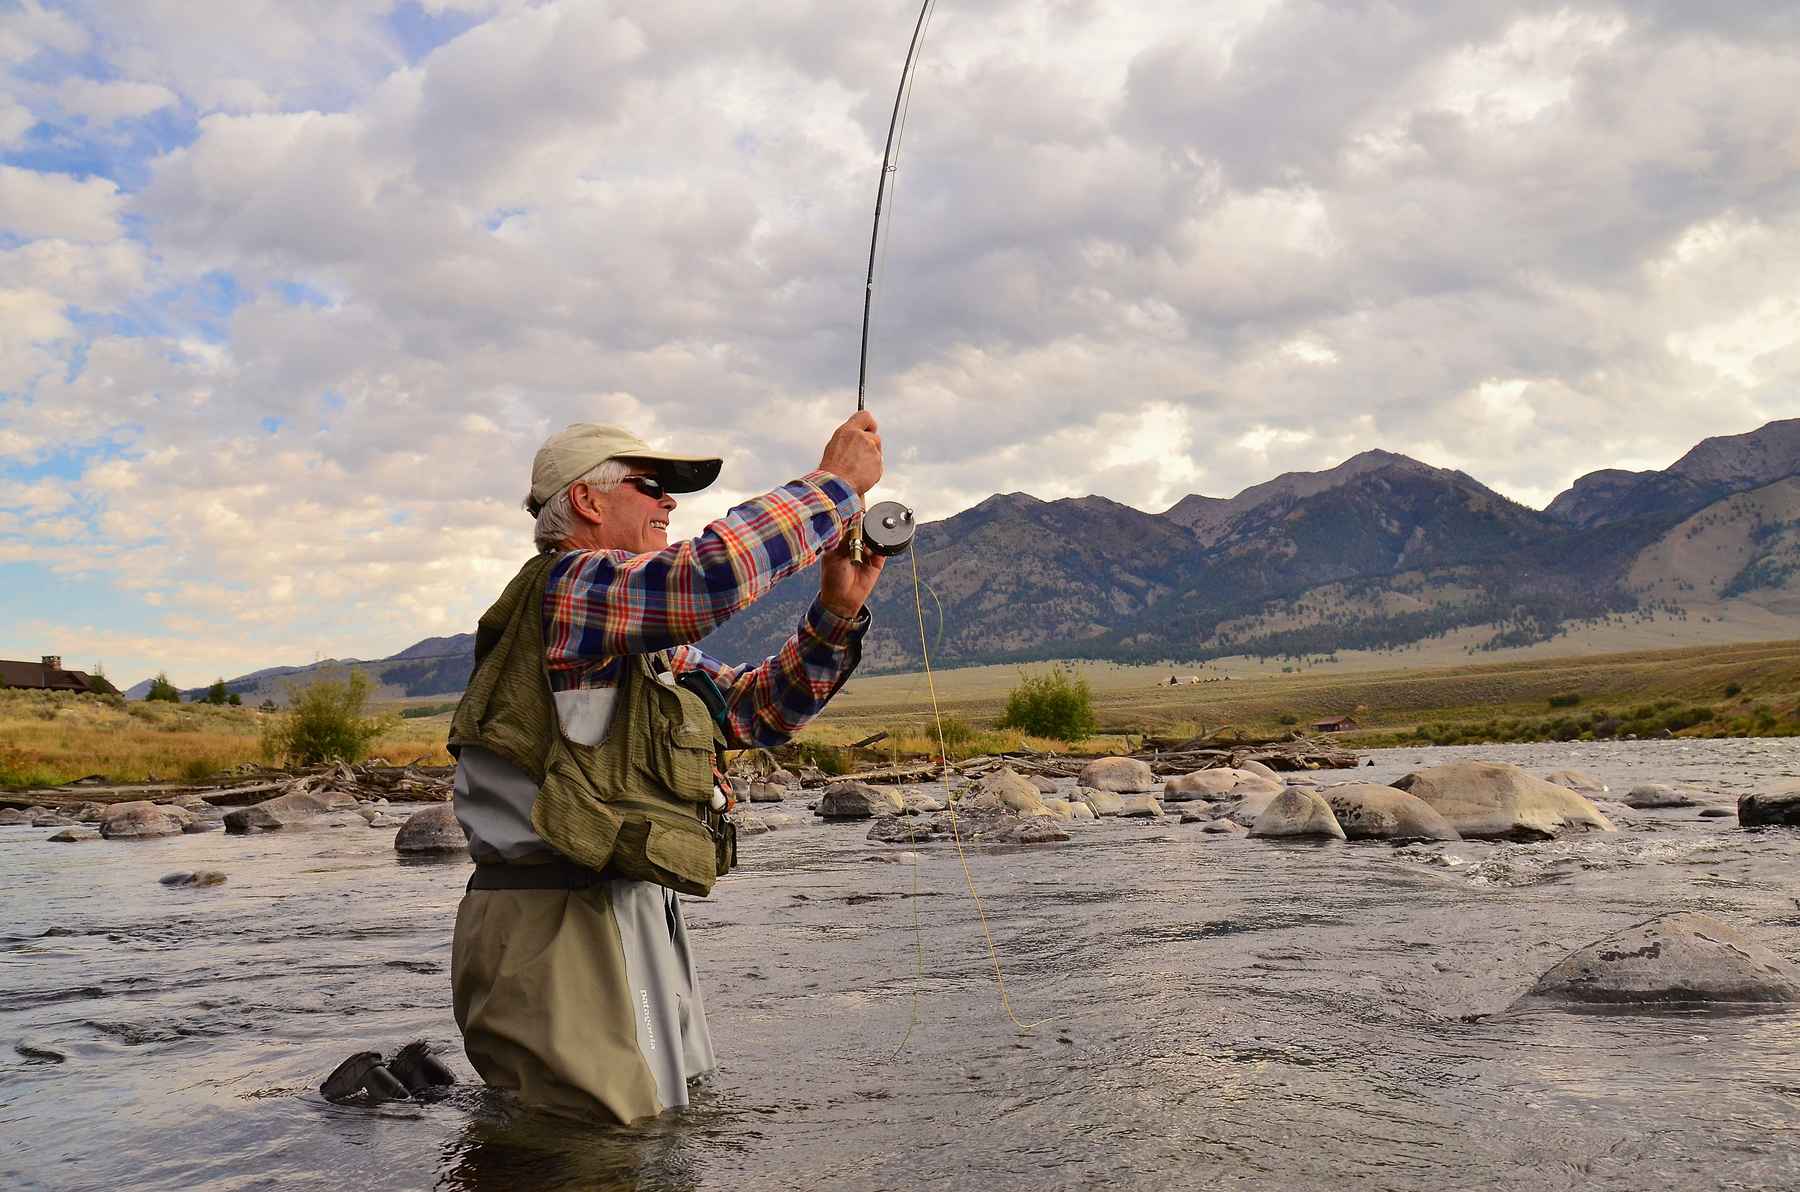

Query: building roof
left=0, top=659, right=103, bottom=692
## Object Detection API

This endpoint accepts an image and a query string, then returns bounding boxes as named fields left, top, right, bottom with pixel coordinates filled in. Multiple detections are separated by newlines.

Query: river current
left=4, top=739, right=1799, bottom=1191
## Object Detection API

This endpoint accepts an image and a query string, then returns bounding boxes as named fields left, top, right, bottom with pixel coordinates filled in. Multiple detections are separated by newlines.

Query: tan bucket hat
left=526, top=423, right=722, bottom=515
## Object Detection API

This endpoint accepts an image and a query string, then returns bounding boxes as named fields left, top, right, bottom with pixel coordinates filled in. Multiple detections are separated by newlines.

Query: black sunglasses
left=619, top=475, right=668, bottom=500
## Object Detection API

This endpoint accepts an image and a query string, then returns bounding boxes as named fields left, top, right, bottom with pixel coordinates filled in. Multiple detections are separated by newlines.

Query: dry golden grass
left=0, top=689, right=451, bottom=789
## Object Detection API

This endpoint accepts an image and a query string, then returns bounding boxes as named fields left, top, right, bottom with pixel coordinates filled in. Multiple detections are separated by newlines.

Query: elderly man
left=447, top=412, right=884, bottom=1122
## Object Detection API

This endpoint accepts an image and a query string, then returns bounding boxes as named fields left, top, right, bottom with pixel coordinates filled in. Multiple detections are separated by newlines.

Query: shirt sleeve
left=544, top=470, right=861, bottom=676
left=670, top=598, right=869, bottom=748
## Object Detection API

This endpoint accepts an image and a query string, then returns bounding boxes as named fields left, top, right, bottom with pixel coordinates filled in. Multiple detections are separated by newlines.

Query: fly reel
left=861, top=500, right=915, bottom=557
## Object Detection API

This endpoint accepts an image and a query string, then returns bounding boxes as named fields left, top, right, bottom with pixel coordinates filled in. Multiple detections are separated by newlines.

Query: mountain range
left=131, top=418, right=1800, bottom=702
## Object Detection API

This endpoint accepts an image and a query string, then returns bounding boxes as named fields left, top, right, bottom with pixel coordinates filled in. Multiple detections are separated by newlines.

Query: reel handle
left=860, top=500, right=916, bottom=557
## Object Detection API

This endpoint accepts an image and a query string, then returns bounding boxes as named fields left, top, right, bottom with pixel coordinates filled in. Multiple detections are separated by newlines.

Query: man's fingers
left=848, top=410, right=878, bottom=432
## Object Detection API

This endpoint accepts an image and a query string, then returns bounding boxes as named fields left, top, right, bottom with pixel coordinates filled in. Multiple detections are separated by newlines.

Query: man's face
left=586, top=466, right=677, bottom=554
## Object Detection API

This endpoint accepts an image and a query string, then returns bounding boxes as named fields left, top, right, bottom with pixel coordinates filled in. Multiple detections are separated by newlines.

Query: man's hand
left=819, top=411, right=883, bottom=497
left=820, top=529, right=886, bottom=619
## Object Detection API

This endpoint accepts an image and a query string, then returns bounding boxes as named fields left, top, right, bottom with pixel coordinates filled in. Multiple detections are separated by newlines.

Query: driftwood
left=6, top=760, right=455, bottom=810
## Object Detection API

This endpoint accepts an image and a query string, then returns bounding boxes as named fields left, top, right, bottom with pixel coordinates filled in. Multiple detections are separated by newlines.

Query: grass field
left=0, top=690, right=453, bottom=790
left=797, top=638, right=1800, bottom=750
left=7, top=638, right=1798, bottom=788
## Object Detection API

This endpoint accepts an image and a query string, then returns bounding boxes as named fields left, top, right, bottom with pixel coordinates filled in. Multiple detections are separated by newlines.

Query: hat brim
left=622, top=452, right=721, bottom=494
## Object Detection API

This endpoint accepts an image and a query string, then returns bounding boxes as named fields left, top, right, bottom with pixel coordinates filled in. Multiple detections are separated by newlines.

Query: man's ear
left=569, top=482, right=605, bottom=526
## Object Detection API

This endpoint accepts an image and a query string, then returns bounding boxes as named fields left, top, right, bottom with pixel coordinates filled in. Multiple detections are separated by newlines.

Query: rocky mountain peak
left=1667, top=418, right=1800, bottom=489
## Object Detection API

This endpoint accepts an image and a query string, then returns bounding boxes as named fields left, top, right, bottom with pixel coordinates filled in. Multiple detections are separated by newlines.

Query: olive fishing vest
left=447, top=553, right=735, bottom=897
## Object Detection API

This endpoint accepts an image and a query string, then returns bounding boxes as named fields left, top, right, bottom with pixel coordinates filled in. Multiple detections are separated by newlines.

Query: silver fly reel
left=861, top=500, right=916, bottom=557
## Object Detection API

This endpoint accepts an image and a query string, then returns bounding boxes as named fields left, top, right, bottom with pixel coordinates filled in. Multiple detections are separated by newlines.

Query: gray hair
left=529, top=458, right=633, bottom=551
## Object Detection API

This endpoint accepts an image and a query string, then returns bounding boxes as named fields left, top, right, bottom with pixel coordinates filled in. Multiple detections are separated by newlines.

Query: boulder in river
left=729, top=810, right=772, bottom=837
left=160, top=870, right=227, bottom=887
left=1512, top=912, right=1800, bottom=1010
left=748, top=782, right=785, bottom=804
left=1321, top=784, right=1461, bottom=842
left=1163, top=768, right=1279, bottom=803
left=1391, top=761, right=1614, bottom=840
left=1249, top=788, right=1346, bottom=840
left=1223, top=786, right=1284, bottom=828
left=1117, top=795, right=1164, bottom=819
left=1077, top=756, right=1155, bottom=794
left=1072, top=788, right=1124, bottom=817
left=1201, top=817, right=1247, bottom=836
left=394, top=804, right=467, bottom=853
left=1739, top=781, right=1800, bottom=827
left=224, top=791, right=332, bottom=834
left=99, top=801, right=184, bottom=839
left=966, top=768, right=1047, bottom=814
left=47, top=827, right=100, bottom=843
left=901, top=790, right=944, bottom=814
left=817, top=782, right=904, bottom=819
left=1622, top=783, right=1695, bottom=809
left=1239, top=759, right=1282, bottom=784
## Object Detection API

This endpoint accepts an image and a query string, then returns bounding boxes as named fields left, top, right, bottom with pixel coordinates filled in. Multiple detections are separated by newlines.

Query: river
left=4, top=739, right=1799, bottom=1191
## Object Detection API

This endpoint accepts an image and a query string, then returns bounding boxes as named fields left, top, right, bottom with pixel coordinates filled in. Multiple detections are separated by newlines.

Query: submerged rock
left=99, top=801, right=184, bottom=839
left=1321, top=784, right=1460, bottom=842
left=1392, top=761, right=1614, bottom=840
left=1249, top=788, right=1346, bottom=840
left=1623, top=783, right=1694, bottom=809
left=1512, top=912, right=1800, bottom=1010
left=1117, top=795, right=1164, bottom=819
left=729, top=810, right=772, bottom=836
left=160, top=870, right=227, bottom=887
left=1739, top=781, right=1800, bottom=827
left=1072, top=788, right=1124, bottom=817
left=1201, top=817, right=1247, bottom=836
left=394, top=803, right=467, bottom=853
left=748, top=781, right=786, bottom=804
left=1077, top=756, right=1155, bottom=794
left=47, top=827, right=100, bottom=843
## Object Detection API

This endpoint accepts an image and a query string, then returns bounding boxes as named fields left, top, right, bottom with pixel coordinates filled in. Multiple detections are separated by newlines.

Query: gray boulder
left=1623, top=783, right=1694, bottom=809
left=47, top=827, right=100, bottom=843
left=1077, top=756, right=1155, bottom=794
left=1028, top=774, right=1059, bottom=795
left=1224, top=786, right=1284, bottom=828
left=30, top=811, right=80, bottom=828
left=1392, top=761, right=1614, bottom=839
left=1545, top=770, right=1608, bottom=796
left=0, top=807, right=36, bottom=826
left=748, top=781, right=785, bottom=804
left=1321, top=784, right=1460, bottom=842
left=1249, top=789, right=1346, bottom=840
left=160, top=870, right=227, bottom=887
left=394, top=804, right=468, bottom=853
left=1739, top=781, right=1800, bottom=827
left=729, top=810, right=772, bottom=837
left=769, top=768, right=799, bottom=788
left=99, top=801, right=184, bottom=839
left=1513, top=912, right=1800, bottom=1009
left=817, top=782, right=904, bottom=819
left=1239, top=759, right=1282, bottom=784
left=1201, top=817, right=1247, bottom=836
left=224, top=791, right=331, bottom=833
left=901, top=790, right=944, bottom=814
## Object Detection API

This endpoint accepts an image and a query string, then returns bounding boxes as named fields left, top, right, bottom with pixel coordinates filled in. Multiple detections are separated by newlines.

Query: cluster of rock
left=1, top=761, right=464, bottom=854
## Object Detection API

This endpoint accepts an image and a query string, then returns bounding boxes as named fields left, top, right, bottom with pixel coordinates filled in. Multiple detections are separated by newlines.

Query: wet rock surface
left=1513, top=911, right=1800, bottom=1009
left=1076, top=756, right=1155, bottom=793
left=1738, top=780, right=1800, bottom=826
left=393, top=804, right=467, bottom=854
left=1321, top=783, right=1461, bottom=842
left=1393, top=760, right=1615, bottom=839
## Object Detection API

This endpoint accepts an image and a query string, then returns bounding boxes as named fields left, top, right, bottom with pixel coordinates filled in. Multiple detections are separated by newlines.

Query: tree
left=262, top=670, right=391, bottom=766
left=146, top=673, right=180, bottom=702
left=205, top=678, right=230, bottom=705
left=227, top=693, right=242, bottom=706
left=997, top=668, right=1097, bottom=742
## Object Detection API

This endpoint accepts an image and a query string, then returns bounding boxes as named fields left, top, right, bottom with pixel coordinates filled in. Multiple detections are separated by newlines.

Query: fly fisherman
left=445, top=412, right=885, bottom=1122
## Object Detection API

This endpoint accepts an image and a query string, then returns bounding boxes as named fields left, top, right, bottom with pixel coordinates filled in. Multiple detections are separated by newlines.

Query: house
left=1312, top=715, right=1358, bottom=733
left=0, top=655, right=109, bottom=694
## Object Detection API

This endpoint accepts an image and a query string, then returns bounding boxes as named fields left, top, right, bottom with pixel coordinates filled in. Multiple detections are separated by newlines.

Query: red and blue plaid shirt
left=542, top=469, right=867, bottom=747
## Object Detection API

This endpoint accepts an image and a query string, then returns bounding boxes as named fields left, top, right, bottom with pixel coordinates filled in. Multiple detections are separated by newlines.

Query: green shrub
left=204, top=678, right=230, bottom=705
left=1277, top=713, right=1299, bottom=726
left=1547, top=691, right=1582, bottom=708
left=262, top=671, right=391, bottom=766
left=145, top=673, right=180, bottom=703
left=998, top=668, right=1097, bottom=742
left=1724, top=682, right=1742, bottom=698
left=932, top=715, right=974, bottom=749
left=180, top=757, right=223, bottom=783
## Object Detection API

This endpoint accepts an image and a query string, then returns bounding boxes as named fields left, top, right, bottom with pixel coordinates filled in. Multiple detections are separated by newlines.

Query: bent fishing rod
left=848, top=0, right=933, bottom=563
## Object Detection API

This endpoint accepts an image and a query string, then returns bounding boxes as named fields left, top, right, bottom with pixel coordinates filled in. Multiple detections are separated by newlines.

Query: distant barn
left=1312, top=715, right=1358, bottom=733
left=0, top=655, right=108, bottom=694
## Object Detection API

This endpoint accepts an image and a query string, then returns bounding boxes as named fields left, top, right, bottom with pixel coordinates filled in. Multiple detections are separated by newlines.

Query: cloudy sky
left=2, top=0, right=1797, bottom=686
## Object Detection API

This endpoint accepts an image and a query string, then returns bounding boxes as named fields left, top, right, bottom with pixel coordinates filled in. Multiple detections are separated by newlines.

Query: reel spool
left=861, top=500, right=916, bottom=557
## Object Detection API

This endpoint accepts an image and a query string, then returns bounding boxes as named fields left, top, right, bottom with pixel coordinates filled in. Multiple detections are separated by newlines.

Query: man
left=448, top=411, right=884, bottom=1123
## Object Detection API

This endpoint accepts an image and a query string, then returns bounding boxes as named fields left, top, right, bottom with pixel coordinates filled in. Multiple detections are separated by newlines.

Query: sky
left=1, top=0, right=1797, bottom=688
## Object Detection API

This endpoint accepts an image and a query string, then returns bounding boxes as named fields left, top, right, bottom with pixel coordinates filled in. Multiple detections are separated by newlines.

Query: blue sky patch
left=387, top=2, right=482, bottom=64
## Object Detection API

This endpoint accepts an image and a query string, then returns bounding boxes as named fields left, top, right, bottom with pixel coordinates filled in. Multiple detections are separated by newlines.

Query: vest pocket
left=603, top=805, right=719, bottom=897
left=646, top=684, right=718, bottom=799
left=530, top=767, right=624, bottom=876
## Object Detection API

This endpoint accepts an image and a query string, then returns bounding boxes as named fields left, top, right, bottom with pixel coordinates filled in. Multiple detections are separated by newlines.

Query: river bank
left=4, top=738, right=1799, bottom=1191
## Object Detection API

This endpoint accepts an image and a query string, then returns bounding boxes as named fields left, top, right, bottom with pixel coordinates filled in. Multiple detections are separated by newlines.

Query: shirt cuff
left=803, top=597, right=871, bottom=648
left=801, top=469, right=864, bottom=526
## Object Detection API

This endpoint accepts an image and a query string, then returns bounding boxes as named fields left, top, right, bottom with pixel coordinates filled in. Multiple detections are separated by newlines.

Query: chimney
left=42, top=655, right=61, bottom=672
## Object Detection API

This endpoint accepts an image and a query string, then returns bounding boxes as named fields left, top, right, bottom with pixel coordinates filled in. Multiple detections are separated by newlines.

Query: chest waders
left=448, top=553, right=736, bottom=896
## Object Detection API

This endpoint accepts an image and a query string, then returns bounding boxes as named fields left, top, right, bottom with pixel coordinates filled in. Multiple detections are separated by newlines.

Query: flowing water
left=5, top=739, right=1800, bottom=1191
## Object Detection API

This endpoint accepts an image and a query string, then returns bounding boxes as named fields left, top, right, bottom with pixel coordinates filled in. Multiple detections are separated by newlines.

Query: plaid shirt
left=543, top=469, right=867, bottom=748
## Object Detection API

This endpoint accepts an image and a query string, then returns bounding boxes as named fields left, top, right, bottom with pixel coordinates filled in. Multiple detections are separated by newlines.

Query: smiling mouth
left=649, top=520, right=668, bottom=531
